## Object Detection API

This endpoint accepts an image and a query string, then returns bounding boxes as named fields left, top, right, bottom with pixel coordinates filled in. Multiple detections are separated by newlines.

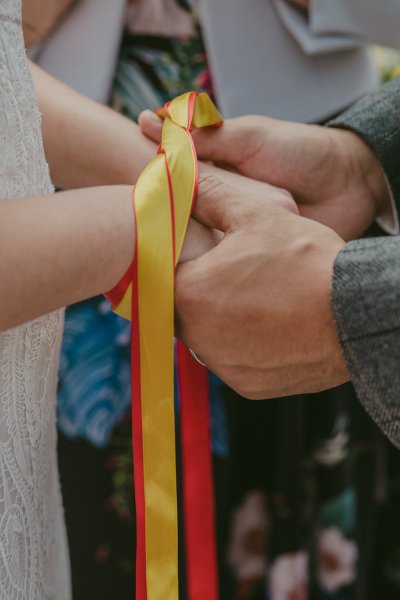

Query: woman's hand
left=180, top=219, right=222, bottom=263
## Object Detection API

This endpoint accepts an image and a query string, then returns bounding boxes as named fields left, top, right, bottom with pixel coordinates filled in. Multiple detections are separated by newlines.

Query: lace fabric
left=0, top=1, right=70, bottom=598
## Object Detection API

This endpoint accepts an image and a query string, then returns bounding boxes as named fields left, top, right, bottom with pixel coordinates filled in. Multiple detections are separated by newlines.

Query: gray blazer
left=330, top=77, right=400, bottom=447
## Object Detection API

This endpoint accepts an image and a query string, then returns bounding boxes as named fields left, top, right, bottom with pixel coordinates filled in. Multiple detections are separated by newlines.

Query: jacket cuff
left=375, top=174, right=399, bottom=235
left=328, top=78, right=400, bottom=216
left=332, top=236, right=400, bottom=447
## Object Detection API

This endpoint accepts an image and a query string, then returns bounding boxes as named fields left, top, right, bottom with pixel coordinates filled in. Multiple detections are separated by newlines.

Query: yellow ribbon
left=110, top=92, right=222, bottom=599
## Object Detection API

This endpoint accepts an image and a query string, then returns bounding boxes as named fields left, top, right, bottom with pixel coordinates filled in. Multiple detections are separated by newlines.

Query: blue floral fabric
left=58, top=303, right=229, bottom=455
left=58, top=298, right=131, bottom=448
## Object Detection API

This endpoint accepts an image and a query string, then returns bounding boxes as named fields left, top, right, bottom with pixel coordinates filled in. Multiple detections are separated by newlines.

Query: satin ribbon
left=177, top=341, right=219, bottom=600
left=105, top=91, right=222, bottom=600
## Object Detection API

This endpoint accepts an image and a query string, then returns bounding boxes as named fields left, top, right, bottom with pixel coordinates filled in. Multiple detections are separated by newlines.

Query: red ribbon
left=177, top=342, right=219, bottom=600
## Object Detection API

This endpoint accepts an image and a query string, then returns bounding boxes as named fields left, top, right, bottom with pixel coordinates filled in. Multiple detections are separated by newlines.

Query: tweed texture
left=330, top=76, right=400, bottom=208
left=330, top=78, right=400, bottom=447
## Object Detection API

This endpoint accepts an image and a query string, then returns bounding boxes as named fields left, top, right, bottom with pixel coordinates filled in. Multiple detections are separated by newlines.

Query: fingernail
left=140, top=109, right=161, bottom=124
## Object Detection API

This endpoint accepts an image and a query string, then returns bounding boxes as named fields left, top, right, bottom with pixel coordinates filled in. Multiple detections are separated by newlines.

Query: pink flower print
left=228, top=492, right=269, bottom=584
left=317, top=528, right=358, bottom=592
left=269, top=552, right=308, bottom=600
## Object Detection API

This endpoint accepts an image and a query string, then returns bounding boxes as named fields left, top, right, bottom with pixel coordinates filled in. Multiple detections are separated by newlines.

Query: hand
left=180, top=159, right=297, bottom=261
left=175, top=175, right=349, bottom=399
left=140, top=111, right=299, bottom=263
left=139, top=111, right=391, bottom=241
left=138, top=110, right=298, bottom=215
left=180, top=218, right=222, bottom=263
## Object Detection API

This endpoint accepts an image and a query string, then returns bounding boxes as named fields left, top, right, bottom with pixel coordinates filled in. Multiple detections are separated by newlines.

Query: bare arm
left=30, top=62, right=296, bottom=208
left=0, top=186, right=135, bottom=331
left=0, top=176, right=225, bottom=331
left=0, top=66, right=208, bottom=330
left=30, top=62, right=156, bottom=189
left=3, top=65, right=293, bottom=333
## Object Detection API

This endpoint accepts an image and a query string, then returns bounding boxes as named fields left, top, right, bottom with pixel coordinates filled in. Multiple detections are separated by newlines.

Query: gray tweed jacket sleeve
left=329, top=78, right=400, bottom=447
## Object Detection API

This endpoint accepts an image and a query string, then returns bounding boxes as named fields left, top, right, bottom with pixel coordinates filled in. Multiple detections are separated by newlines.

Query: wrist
left=323, top=245, right=349, bottom=385
left=358, top=142, right=392, bottom=222
left=305, top=227, right=349, bottom=388
left=336, top=129, right=392, bottom=221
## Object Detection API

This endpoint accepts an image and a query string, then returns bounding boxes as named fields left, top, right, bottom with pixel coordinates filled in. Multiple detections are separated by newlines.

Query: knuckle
left=239, top=114, right=273, bottom=137
left=284, top=197, right=299, bottom=214
left=280, top=187, right=293, bottom=199
left=242, top=197, right=274, bottom=223
left=239, top=114, right=266, bottom=129
left=197, top=173, right=227, bottom=200
left=274, top=188, right=299, bottom=214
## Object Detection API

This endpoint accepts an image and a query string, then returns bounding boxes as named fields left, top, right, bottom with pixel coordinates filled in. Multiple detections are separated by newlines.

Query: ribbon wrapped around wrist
left=105, top=91, right=222, bottom=600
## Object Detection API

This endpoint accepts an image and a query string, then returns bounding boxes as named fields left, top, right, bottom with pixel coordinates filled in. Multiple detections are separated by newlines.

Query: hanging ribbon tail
left=103, top=91, right=222, bottom=600
left=177, top=342, right=219, bottom=600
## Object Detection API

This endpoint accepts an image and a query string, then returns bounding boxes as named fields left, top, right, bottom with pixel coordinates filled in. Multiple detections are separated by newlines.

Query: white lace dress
left=0, top=1, right=71, bottom=598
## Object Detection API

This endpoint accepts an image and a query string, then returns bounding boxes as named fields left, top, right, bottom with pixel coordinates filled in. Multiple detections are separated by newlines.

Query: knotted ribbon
left=105, top=91, right=222, bottom=600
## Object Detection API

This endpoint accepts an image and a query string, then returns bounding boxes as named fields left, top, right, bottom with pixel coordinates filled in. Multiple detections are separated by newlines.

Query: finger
left=139, top=110, right=246, bottom=166
left=138, top=110, right=163, bottom=144
left=180, top=218, right=222, bottom=263
left=192, top=119, right=248, bottom=168
left=203, top=162, right=299, bottom=216
left=194, top=174, right=247, bottom=232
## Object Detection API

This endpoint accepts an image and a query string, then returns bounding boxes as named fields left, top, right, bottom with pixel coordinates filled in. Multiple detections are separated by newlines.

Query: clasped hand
left=139, top=110, right=390, bottom=399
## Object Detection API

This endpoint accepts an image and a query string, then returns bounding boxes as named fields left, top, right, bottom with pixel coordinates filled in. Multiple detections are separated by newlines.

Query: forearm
left=30, top=62, right=156, bottom=189
left=0, top=183, right=219, bottom=331
left=31, top=63, right=286, bottom=201
left=0, top=186, right=134, bottom=330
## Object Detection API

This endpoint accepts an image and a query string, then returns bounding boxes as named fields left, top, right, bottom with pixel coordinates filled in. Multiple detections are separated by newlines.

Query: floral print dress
left=56, top=3, right=400, bottom=598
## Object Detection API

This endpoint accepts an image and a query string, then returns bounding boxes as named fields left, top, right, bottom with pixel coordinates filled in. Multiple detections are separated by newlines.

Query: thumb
left=194, top=174, right=245, bottom=232
left=139, top=112, right=255, bottom=173
left=192, top=118, right=252, bottom=169
left=138, top=110, right=163, bottom=144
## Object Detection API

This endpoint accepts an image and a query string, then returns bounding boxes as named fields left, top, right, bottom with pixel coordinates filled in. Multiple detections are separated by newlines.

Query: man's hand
left=180, top=165, right=298, bottom=262
left=175, top=175, right=349, bottom=399
left=140, top=111, right=391, bottom=241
